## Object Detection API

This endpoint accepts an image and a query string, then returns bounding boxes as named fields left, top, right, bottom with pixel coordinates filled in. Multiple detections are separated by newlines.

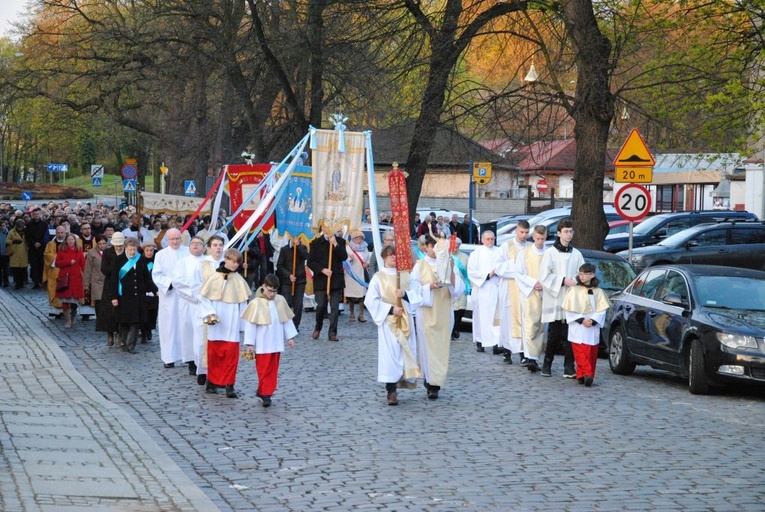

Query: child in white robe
left=561, top=262, right=611, bottom=387
left=241, top=274, right=297, bottom=407
left=365, top=244, right=421, bottom=405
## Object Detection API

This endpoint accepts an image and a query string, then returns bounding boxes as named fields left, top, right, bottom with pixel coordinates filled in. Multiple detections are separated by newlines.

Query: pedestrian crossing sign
left=123, top=179, right=136, bottom=192
left=92, top=177, right=102, bottom=187
left=184, top=180, right=197, bottom=196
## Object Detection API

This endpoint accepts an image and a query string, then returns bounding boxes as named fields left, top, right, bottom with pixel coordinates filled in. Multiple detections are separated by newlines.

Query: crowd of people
left=1, top=200, right=608, bottom=407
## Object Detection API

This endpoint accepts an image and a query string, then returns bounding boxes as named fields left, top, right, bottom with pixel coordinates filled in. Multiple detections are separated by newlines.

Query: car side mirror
left=654, top=229, right=667, bottom=238
left=662, top=292, right=687, bottom=308
left=685, top=241, right=698, bottom=249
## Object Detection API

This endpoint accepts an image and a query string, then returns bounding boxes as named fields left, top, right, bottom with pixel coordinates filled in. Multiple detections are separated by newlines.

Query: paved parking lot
left=7, top=285, right=765, bottom=511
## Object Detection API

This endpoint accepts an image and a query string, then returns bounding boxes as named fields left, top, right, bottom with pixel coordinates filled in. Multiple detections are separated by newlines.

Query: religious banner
left=141, top=192, right=210, bottom=216
left=226, top=164, right=276, bottom=233
left=274, top=165, right=313, bottom=243
left=311, top=129, right=366, bottom=234
left=387, top=164, right=413, bottom=272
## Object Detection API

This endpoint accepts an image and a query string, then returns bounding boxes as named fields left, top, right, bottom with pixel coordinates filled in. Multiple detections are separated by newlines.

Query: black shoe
left=225, top=385, right=238, bottom=399
left=187, top=361, right=197, bottom=375
left=563, top=367, right=577, bottom=379
left=503, top=351, right=513, bottom=364
left=451, top=331, right=460, bottom=340
left=147, top=332, right=152, bottom=341
left=527, top=360, right=540, bottom=373
left=520, top=357, right=530, bottom=367
left=197, top=374, right=207, bottom=385
left=164, top=362, right=175, bottom=369
left=492, top=345, right=504, bottom=355
left=261, top=396, right=272, bottom=407
left=584, top=376, right=594, bottom=387
left=206, top=382, right=218, bottom=394
left=32, top=284, right=40, bottom=289
left=427, top=389, right=439, bottom=400
left=578, top=377, right=585, bottom=385
left=476, top=342, right=484, bottom=353
left=387, top=392, right=398, bottom=406
left=127, top=347, right=137, bottom=354
left=541, top=362, right=552, bottom=377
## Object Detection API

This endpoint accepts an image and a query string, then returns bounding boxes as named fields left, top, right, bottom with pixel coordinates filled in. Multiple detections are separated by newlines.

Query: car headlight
left=716, top=332, right=758, bottom=349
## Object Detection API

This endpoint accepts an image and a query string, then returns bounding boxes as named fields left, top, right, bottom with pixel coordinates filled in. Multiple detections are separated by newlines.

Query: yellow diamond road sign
left=614, top=128, right=654, bottom=183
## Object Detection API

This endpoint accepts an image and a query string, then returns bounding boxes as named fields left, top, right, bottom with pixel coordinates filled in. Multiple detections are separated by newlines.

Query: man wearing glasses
left=538, top=219, right=584, bottom=378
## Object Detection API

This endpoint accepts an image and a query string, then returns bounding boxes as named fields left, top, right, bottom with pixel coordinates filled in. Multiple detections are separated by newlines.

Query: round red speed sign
left=615, top=183, right=651, bottom=221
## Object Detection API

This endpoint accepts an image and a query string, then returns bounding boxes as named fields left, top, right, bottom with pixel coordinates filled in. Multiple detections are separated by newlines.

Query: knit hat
left=350, top=229, right=364, bottom=239
left=111, top=232, right=126, bottom=245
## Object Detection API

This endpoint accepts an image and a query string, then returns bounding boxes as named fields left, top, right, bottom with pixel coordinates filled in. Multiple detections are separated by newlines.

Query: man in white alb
left=496, top=220, right=530, bottom=364
left=467, top=230, right=502, bottom=353
left=151, top=228, right=190, bottom=368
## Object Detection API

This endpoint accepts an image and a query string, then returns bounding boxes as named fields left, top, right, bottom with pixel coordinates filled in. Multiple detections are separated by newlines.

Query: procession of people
left=2, top=199, right=608, bottom=408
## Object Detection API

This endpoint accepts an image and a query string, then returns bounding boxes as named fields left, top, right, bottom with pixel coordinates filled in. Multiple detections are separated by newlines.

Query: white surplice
left=410, top=256, right=465, bottom=387
left=539, top=245, right=584, bottom=323
left=365, top=267, right=421, bottom=384
left=467, top=245, right=503, bottom=347
left=172, top=253, right=206, bottom=365
left=152, top=245, right=190, bottom=364
left=495, top=238, right=527, bottom=353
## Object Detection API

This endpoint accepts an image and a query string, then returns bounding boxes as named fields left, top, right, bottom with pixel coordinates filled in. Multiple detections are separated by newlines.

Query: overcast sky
left=0, top=0, right=29, bottom=38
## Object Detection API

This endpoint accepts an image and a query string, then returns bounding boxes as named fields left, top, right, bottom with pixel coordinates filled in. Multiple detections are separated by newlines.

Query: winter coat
left=6, top=228, right=28, bottom=268
left=55, top=245, right=86, bottom=300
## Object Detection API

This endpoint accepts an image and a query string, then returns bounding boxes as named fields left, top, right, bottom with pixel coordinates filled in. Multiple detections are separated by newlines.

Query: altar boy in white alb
left=562, top=263, right=611, bottom=387
left=242, top=274, right=298, bottom=408
left=496, top=220, right=529, bottom=364
left=365, top=245, right=421, bottom=406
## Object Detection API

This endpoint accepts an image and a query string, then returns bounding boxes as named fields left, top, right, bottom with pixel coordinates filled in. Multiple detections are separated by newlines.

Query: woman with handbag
left=55, top=233, right=86, bottom=328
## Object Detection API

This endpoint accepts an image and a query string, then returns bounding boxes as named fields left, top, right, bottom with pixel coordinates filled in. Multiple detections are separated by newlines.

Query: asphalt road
left=9, top=285, right=765, bottom=511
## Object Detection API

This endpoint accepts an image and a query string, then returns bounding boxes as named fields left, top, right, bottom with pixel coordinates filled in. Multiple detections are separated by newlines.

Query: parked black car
left=603, top=210, right=758, bottom=253
left=606, top=264, right=765, bottom=394
left=618, top=221, right=765, bottom=272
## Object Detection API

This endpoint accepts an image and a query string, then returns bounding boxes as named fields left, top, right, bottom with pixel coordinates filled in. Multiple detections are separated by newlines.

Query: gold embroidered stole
left=378, top=272, right=421, bottom=380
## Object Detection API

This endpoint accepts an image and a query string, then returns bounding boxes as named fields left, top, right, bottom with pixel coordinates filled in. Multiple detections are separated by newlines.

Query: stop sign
left=536, top=180, right=548, bottom=192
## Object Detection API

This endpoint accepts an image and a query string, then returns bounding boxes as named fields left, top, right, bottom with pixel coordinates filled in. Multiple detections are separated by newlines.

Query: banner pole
left=291, top=240, right=297, bottom=294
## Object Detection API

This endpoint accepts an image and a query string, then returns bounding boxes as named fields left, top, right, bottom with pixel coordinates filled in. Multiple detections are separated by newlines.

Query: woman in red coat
left=55, top=233, right=86, bottom=328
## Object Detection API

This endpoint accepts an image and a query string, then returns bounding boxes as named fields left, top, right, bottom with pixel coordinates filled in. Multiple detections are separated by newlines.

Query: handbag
left=56, top=273, right=70, bottom=293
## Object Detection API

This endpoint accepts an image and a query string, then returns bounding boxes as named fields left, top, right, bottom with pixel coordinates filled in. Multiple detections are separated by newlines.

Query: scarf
left=451, top=253, right=470, bottom=295
left=349, top=239, right=367, bottom=253
left=118, top=254, right=141, bottom=296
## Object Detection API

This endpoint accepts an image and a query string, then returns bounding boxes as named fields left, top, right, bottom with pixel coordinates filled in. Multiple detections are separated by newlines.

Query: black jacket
left=108, top=253, right=157, bottom=324
left=307, top=235, right=347, bottom=292
left=276, top=242, right=308, bottom=285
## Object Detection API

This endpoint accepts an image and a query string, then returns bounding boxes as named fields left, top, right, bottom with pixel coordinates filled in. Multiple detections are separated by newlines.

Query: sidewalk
left=0, top=287, right=220, bottom=512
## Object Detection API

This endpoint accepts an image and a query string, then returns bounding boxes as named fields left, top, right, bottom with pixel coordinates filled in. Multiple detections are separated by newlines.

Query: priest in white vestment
left=496, top=221, right=529, bottom=363
left=515, top=225, right=548, bottom=373
left=467, top=230, right=502, bottom=352
left=365, top=245, right=421, bottom=406
left=410, top=235, right=464, bottom=399
left=151, top=229, right=190, bottom=367
left=172, top=236, right=207, bottom=376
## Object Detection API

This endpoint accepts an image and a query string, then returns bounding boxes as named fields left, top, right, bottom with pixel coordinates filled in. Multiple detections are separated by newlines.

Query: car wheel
left=609, top=325, right=636, bottom=375
left=688, top=339, right=710, bottom=395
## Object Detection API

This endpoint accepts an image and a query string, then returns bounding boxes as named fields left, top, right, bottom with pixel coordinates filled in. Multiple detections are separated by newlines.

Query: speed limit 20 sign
left=615, top=183, right=651, bottom=221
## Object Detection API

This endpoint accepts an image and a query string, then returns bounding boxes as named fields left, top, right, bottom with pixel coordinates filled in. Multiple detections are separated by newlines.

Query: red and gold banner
left=388, top=166, right=413, bottom=272
left=226, top=164, right=276, bottom=232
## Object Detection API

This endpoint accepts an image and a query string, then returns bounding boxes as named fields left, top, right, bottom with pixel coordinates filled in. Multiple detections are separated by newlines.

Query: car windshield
left=694, top=275, right=765, bottom=310
left=590, top=257, right=636, bottom=292
left=632, top=214, right=670, bottom=235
